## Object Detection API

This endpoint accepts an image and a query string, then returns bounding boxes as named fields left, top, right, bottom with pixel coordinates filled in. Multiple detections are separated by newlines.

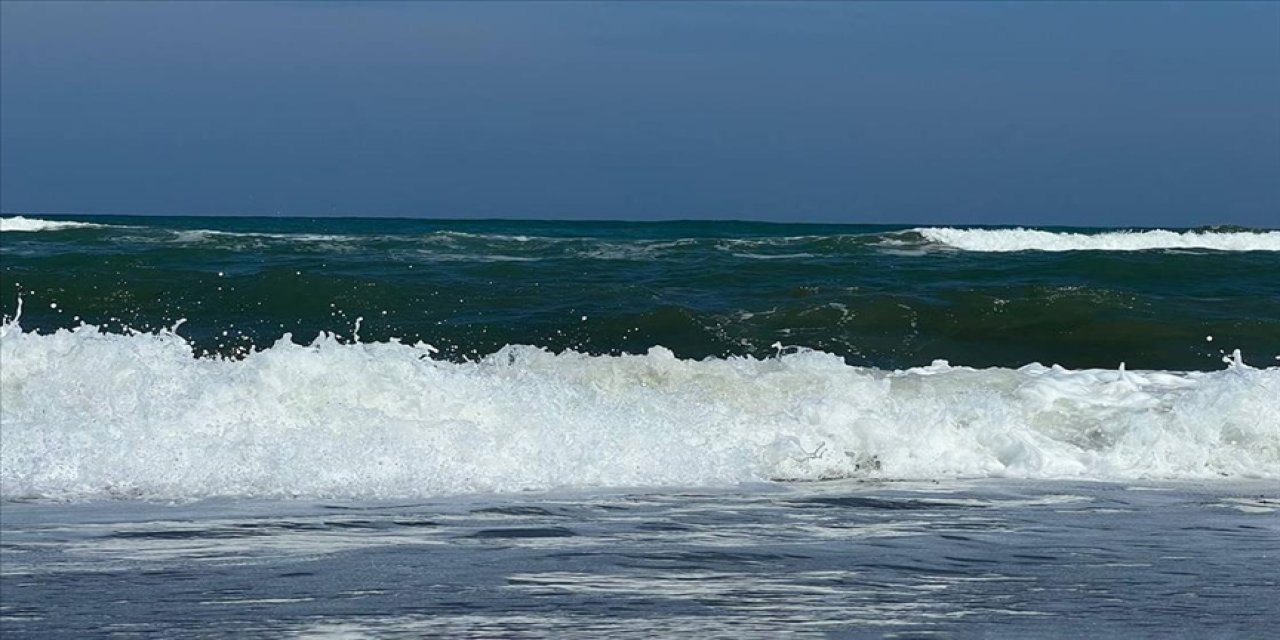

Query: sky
left=1, top=1, right=1277, bottom=227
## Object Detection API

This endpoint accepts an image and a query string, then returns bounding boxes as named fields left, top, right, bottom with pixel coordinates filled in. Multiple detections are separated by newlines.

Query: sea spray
left=4, top=216, right=1279, bottom=500
left=914, top=226, right=1280, bottom=252
left=3, top=319, right=1276, bottom=501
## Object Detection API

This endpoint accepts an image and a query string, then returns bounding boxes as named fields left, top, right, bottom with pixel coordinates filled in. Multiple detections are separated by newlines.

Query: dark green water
left=3, top=215, right=1277, bottom=370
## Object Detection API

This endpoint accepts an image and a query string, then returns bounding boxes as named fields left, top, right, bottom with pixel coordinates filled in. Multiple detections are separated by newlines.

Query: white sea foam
left=916, top=227, right=1280, bottom=252
left=169, top=229, right=365, bottom=244
left=1, top=319, right=1277, bottom=501
left=0, top=216, right=104, bottom=232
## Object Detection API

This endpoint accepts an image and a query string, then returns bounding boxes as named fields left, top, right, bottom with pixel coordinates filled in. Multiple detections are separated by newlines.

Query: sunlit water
left=4, top=217, right=1278, bottom=637
left=4, top=479, right=1276, bottom=638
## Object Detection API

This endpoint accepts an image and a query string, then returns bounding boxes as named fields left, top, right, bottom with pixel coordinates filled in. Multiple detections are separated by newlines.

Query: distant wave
left=0, top=216, right=106, bottom=232
left=3, top=317, right=1276, bottom=501
left=915, top=227, right=1280, bottom=252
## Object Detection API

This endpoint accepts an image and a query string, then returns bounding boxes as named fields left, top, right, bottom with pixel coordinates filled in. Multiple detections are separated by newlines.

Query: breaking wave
left=0, top=216, right=106, bottom=233
left=2, top=316, right=1277, bottom=502
left=915, top=227, right=1280, bottom=252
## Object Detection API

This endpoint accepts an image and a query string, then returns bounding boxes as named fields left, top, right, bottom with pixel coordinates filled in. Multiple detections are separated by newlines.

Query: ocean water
left=2, top=215, right=1278, bottom=638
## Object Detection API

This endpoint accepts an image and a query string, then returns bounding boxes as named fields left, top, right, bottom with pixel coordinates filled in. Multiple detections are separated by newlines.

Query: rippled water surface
left=4, top=480, right=1277, bottom=638
left=5, top=216, right=1278, bottom=369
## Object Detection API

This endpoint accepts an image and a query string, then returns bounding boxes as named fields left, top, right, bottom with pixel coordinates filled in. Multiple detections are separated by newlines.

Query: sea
left=1, top=215, right=1277, bottom=638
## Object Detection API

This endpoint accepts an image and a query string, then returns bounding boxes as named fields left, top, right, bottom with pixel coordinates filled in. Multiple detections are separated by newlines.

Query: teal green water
left=3, top=215, right=1277, bottom=370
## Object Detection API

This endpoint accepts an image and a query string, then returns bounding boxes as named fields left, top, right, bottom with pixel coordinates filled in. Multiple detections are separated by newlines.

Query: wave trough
left=3, top=319, right=1276, bottom=502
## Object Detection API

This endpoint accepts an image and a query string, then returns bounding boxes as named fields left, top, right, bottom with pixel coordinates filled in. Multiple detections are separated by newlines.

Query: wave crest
left=1, top=321, right=1277, bottom=501
left=915, top=227, right=1280, bottom=252
left=0, top=216, right=105, bottom=232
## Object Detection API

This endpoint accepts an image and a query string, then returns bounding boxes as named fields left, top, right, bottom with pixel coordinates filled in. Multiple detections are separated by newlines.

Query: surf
left=3, top=316, right=1276, bottom=502
left=914, top=227, right=1280, bottom=252
left=0, top=216, right=107, bottom=233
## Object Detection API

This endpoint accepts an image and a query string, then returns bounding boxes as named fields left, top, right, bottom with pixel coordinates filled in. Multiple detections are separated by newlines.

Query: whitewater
left=914, top=226, right=1280, bottom=252
left=0, top=215, right=105, bottom=232
left=3, top=316, right=1277, bottom=502
left=6, top=215, right=1280, bottom=252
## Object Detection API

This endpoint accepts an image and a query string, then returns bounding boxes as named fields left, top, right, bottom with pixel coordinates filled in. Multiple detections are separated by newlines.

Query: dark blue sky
left=2, top=1, right=1277, bottom=226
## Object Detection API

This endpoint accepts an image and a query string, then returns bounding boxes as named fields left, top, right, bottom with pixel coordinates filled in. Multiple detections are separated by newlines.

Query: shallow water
left=4, top=479, right=1277, bottom=638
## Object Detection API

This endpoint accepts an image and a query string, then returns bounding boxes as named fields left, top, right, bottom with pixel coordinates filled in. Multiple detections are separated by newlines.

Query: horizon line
left=2, top=211, right=1273, bottom=232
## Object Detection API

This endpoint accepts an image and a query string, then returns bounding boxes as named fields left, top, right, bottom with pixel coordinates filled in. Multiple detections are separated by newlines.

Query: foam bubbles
left=0, top=216, right=104, bottom=232
left=1, top=320, right=1277, bottom=501
left=916, top=227, right=1280, bottom=252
